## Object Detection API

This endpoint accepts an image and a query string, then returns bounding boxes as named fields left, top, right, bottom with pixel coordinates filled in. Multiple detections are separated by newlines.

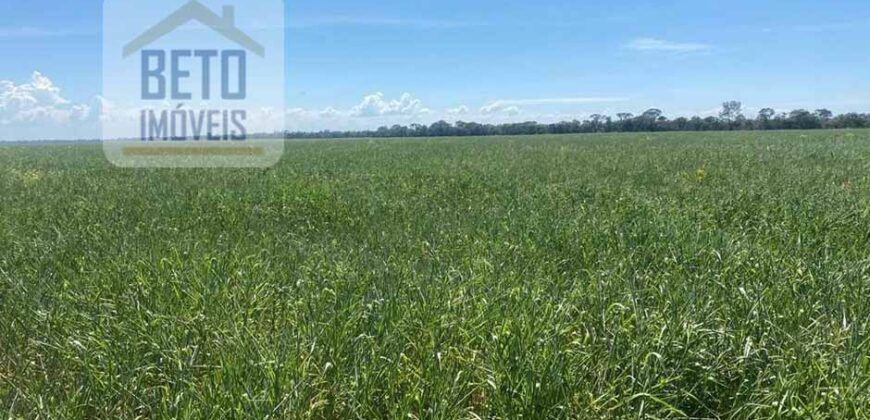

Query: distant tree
left=639, top=109, right=664, bottom=131
left=814, top=109, right=833, bottom=127
left=703, top=116, right=721, bottom=131
left=755, top=108, right=776, bottom=130
left=719, top=101, right=743, bottom=129
left=410, top=123, right=428, bottom=137
left=589, top=114, right=607, bottom=132
left=832, top=112, right=867, bottom=129
left=787, top=109, right=820, bottom=130
left=429, top=120, right=452, bottom=136
left=389, top=124, right=408, bottom=137
left=672, top=117, right=689, bottom=131
left=641, top=109, right=663, bottom=120
left=282, top=102, right=870, bottom=139
left=615, top=113, right=634, bottom=131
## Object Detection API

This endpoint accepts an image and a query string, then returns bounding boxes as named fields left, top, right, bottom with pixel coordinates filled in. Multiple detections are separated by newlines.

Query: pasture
left=2, top=131, right=870, bottom=418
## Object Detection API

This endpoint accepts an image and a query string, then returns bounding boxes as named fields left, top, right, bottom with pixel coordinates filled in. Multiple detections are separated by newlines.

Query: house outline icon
left=122, top=0, right=265, bottom=58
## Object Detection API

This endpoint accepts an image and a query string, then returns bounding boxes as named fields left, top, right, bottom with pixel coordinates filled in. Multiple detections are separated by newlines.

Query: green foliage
left=286, top=108, right=870, bottom=139
left=3, top=131, right=870, bottom=418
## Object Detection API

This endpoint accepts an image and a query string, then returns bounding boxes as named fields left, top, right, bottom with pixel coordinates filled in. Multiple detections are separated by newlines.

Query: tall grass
left=2, top=131, right=870, bottom=418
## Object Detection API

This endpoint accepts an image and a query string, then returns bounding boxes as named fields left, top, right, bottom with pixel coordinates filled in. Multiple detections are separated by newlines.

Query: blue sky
left=1, top=0, right=870, bottom=139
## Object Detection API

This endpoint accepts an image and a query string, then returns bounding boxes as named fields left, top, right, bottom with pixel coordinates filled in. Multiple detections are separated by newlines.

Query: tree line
left=283, top=102, right=870, bottom=139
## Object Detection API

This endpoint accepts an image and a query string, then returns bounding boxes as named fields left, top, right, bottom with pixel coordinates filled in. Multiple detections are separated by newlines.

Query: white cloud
left=624, top=38, right=712, bottom=53
left=0, top=74, right=628, bottom=139
left=350, top=92, right=430, bottom=117
left=283, top=93, right=635, bottom=132
left=447, top=105, right=469, bottom=115
left=0, top=71, right=91, bottom=125
left=94, top=92, right=435, bottom=136
left=480, top=103, right=521, bottom=116
left=319, top=107, right=341, bottom=118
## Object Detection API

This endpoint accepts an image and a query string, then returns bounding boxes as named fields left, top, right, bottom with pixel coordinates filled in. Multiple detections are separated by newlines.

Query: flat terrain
left=3, top=131, right=870, bottom=418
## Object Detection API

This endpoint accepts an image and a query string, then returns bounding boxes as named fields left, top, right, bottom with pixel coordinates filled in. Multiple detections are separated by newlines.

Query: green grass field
left=3, top=131, right=870, bottom=418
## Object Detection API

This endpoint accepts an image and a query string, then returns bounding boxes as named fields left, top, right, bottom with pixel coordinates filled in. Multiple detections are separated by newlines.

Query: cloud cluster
left=480, top=102, right=521, bottom=116
left=350, top=92, right=430, bottom=117
left=0, top=71, right=630, bottom=139
left=0, top=72, right=90, bottom=125
left=447, top=105, right=469, bottom=115
left=284, top=94, right=622, bottom=131
left=478, top=97, right=628, bottom=117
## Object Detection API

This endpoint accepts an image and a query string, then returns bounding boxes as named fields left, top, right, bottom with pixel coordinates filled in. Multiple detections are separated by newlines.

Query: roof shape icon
left=123, top=0, right=265, bottom=58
